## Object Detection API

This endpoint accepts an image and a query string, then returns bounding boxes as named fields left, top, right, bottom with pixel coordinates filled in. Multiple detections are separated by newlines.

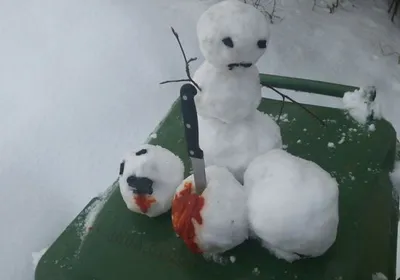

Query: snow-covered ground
left=0, top=0, right=399, bottom=279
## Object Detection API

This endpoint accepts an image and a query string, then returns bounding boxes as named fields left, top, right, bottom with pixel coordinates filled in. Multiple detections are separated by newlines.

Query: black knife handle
left=180, top=83, right=203, bottom=159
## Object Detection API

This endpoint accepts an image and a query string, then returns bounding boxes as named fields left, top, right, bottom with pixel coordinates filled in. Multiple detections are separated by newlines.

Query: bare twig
left=160, top=27, right=201, bottom=91
left=243, top=0, right=283, bottom=24
left=265, top=85, right=326, bottom=126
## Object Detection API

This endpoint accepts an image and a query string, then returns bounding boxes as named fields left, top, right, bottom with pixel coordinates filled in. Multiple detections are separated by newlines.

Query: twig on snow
left=265, top=85, right=326, bottom=126
left=160, top=27, right=201, bottom=91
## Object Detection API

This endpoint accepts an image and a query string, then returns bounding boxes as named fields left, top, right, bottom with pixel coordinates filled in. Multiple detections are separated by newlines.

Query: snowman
left=193, top=0, right=282, bottom=183
left=118, top=144, right=184, bottom=217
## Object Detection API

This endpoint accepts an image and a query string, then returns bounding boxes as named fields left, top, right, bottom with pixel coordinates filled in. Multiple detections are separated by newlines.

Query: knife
left=179, top=83, right=207, bottom=194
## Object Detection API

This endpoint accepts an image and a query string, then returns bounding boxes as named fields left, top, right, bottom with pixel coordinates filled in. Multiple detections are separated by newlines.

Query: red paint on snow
left=134, top=195, right=156, bottom=213
left=171, top=181, right=205, bottom=253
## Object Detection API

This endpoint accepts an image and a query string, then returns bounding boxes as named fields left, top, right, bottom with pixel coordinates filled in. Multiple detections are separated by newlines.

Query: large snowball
left=118, top=144, right=184, bottom=217
left=244, top=149, right=339, bottom=262
left=196, top=0, right=270, bottom=69
left=171, top=165, right=248, bottom=254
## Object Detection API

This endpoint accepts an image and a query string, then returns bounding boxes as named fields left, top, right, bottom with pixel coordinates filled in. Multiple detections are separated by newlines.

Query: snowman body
left=198, top=110, right=282, bottom=183
left=193, top=0, right=282, bottom=182
left=244, top=149, right=339, bottom=262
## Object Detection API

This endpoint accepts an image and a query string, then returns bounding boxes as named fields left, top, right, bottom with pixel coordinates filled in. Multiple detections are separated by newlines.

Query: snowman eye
left=135, top=149, right=147, bottom=156
left=119, top=161, right=125, bottom=175
left=257, top=39, right=267, bottom=49
left=222, top=37, right=234, bottom=48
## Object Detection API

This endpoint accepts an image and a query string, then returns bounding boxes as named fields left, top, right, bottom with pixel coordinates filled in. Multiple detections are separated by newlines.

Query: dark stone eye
left=257, top=39, right=267, bottom=49
left=119, top=161, right=125, bottom=175
left=135, top=149, right=147, bottom=156
left=222, top=37, right=234, bottom=48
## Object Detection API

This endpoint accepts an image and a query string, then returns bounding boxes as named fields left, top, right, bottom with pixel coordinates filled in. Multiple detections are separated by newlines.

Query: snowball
left=390, top=161, right=400, bottom=194
left=196, top=0, right=270, bottom=69
left=194, top=61, right=262, bottom=123
left=171, top=165, right=248, bottom=254
left=198, top=110, right=282, bottom=183
left=342, top=86, right=381, bottom=124
left=244, top=149, right=339, bottom=262
left=118, top=144, right=184, bottom=217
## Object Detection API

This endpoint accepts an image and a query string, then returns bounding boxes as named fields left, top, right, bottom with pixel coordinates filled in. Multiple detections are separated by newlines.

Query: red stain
left=134, top=195, right=156, bottom=213
left=171, top=181, right=205, bottom=253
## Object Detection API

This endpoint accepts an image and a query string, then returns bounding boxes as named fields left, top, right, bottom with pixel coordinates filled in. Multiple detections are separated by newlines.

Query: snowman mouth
left=227, top=62, right=253, bottom=70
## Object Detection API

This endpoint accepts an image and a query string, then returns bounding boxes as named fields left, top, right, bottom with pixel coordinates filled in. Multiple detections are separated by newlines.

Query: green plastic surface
left=259, top=74, right=359, bottom=98
left=35, top=98, right=398, bottom=280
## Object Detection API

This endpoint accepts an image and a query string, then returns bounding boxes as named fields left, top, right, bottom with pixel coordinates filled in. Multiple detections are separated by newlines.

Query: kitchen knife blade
left=179, top=83, right=207, bottom=194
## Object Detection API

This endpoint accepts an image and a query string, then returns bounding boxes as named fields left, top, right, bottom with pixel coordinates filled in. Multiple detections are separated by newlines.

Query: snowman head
left=119, top=144, right=184, bottom=197
left=197, top=0, right=270, bottom=70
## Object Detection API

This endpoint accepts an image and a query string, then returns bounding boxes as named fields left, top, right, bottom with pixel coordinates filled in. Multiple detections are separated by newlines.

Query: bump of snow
left=328, top=142, right=336, bottom=148
left=338, top=136, right=345, bottom=144
left=372, top=272, right=388, bottom=280
left=368, top=124, right=376, bottom=132
left=252, top=267, right=260, bottom=276
left=150, top=133, right=157, bottom=139
left=342, top=87, right=381, bottom=124
left=229, top=255, right=236, bottom=263
left=390, top=161, right=400, bottom=194
left=297, top=139, right=302, bottom=144
left=32, top=247, right=48, bottom=269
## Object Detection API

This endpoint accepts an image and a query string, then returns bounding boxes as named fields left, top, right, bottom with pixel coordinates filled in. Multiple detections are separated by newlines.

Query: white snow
left=390, top=161, right=400, bottom=194
left=328, top=142, right=336, bottom=148
left=1, top=0, right=400, bottom=279
left=198, top=110, right=282, bottom=183
left=244, top=149, right=339, bottom=262
left=118, top=144, right=184, bottom=217
left=368, top=124, right=377, bottom=132
left=31, top=247, right=48, bottom=270
left=343, top=87, right=382, bottom=124
left=372, top=272, right=388, bottom=280
left=172, top=165, right=248, bottom=253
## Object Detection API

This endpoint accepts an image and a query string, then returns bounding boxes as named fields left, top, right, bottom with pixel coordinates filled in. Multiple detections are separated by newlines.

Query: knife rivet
left=190, top=150, right=194, bottom=155
left=183, top=95, right=187, bottom=100
left=186, top=123, right=191, bottom=128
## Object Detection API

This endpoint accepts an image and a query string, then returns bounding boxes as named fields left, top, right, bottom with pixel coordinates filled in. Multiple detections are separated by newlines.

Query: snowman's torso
left=244, top=149, right=339, bottom=261
left=193, top=61, right=262, bottom=123
left=198, top=110, right=282, bottom=183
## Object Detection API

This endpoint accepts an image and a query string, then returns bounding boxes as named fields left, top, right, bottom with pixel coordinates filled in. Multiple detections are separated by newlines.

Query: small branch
left=265, top=85, right=326, bottom=126
left=160, top=27, right=201, bottom=91
left=277, top=95, right=286, bottom=124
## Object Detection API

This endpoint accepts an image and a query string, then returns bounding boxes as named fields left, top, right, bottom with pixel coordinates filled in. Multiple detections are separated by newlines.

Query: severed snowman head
left=196, top=0, right=270, bottom=70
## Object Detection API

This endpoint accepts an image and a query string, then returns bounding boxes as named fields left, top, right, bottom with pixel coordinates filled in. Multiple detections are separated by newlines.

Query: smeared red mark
left=171, top=181, right=205, bottom=253
left=134, top=195, right=156, bottom=213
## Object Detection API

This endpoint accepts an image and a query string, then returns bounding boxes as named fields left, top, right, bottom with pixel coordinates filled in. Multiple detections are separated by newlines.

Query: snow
left=244, top=149, right=339, bottom=262
left=194, top=0, right=269, bottom=123
left=390, top=161, right=400, bottom=194
left=118, top=144, right=184, bottom=217
left=196, top=0, right=270, bottom=70
left=343, top=87, right=382, bottom=124
left=31, top=247, right=48, bottom=270
left=368, top=124, right=377, bottom=132
left=328, top=142, right=336, bottom=148
left=1, top=0, right=400, bottom=279
left=173, top=165, right=248, bottom=253
left=198, top=110, right=282, bottom=183
left=372, top=272, right=388, bottom=280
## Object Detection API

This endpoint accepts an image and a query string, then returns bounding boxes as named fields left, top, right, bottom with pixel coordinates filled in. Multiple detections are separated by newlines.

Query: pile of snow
left=342, top=86, right=381, bottom=124
left=31, top=248, right=48, bottom=270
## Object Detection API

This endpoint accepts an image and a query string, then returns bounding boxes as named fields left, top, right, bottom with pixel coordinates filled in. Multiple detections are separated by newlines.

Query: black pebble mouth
left=126, top=175, right=154, bottom=195
left=227, top=62, right=253, bottom=70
